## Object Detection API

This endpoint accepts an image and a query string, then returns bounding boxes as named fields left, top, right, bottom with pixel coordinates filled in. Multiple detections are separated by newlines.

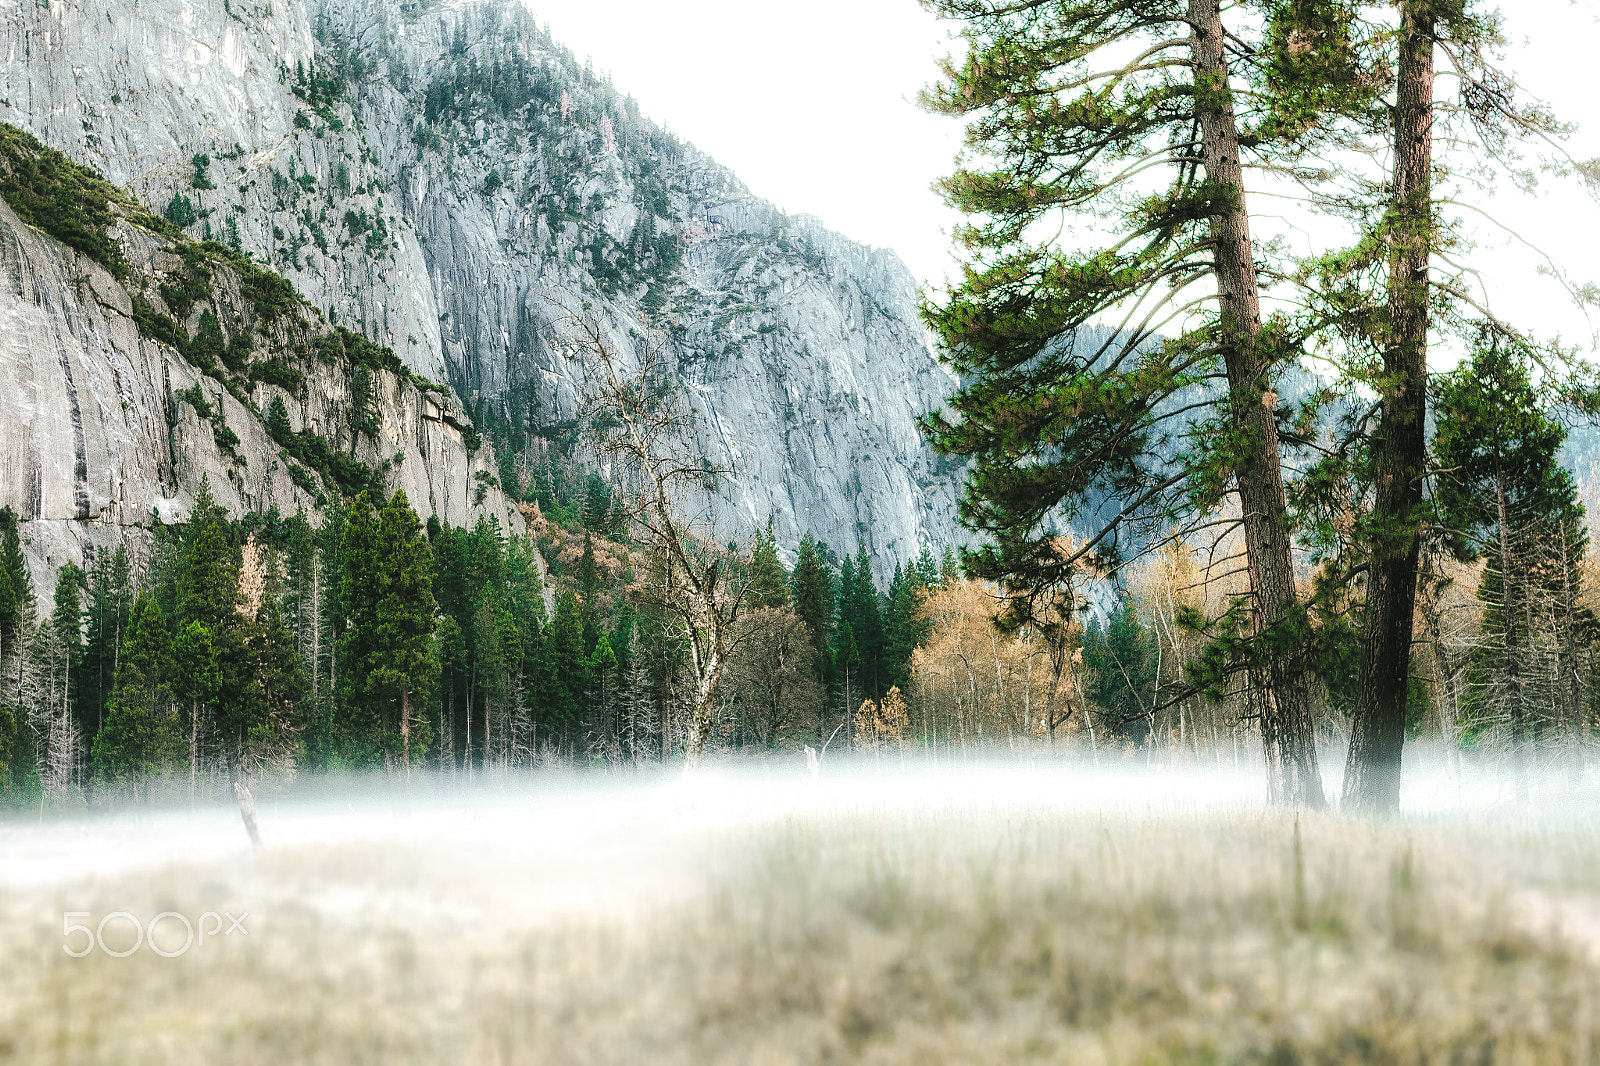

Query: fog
left=4, top=753, right=1599, bottom=1063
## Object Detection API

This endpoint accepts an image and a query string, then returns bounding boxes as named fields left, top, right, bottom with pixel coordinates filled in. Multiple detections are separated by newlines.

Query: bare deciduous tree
left=556, top=303, right=750, bottom=773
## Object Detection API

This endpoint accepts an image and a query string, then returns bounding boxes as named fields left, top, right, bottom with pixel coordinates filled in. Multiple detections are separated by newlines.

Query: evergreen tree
left=50, top=562, right=86, bottom=757
left=884, top=563, right=929, bottom=693
left=336, top=491, right=385, bottom=764
left=433, top=613, right=467, bottom=768
left=1083, top=599, right=1158, bottom=741
left=1434, top=339, right=1587, bottom=786
left=265, top=395, right=292, bottom=443
left=843, top=542, right=885, bottom=699
left=170, top=620, right=219, bottom=797
left=82, top=544, right=133, bottom=743
left=579, top=531, right=601, bottom=652
left=373, top=491, right=438, bottom=772
left=586, top=634, right=619, bottom=760
left=178, top=478, right=240, bottom=631
left=835, top=620, right=860, bottom=748
left=747, top=520, right=789, bottom=610
left=916, top=0, right=1360, bottom=806
left=546, top=588, right=588, bottom=752
left=940, top=545, right=961, bottom=587
left=0, top=506, right=30, bottom=662
left=792, top=534, right=833, bottom=678
left=91, top=591, right=180, bottom=787
left=472, top=594, right=506, bottom=764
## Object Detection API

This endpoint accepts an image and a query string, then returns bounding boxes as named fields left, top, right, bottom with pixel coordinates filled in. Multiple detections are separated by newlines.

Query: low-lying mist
left=4, top=751, right=1599, bottom=1063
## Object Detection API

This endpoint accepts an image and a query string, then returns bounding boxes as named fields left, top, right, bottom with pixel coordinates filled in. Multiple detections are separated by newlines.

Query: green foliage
left=1435, top=338, right=1571, bottom=563
left=1082, top=599, right=1158, bottom=738
left=189, top=153, right=215, bottom=190
left=747, top=521, right=788, bottom=610
left=162, top=192, right=199, bottom=229
left=792, top=534, right=834, bottom=674
left=250, top=358, right=304, bottom=392
left=336, top=491, right=439, bottom=764
left=132, top=293, right=188, bottom=354
left=178, top=479, right=240, bottom=630
left=91, top=591, right=182, bottom=782
left=0, top=506, right=32, bottom=654
left=270, top=419, right=384, bottom=500
left=171, top=620, right=221, bottom=706
left=838, top=543, right=886, bottom=700
left=0, top=124, right=134, bottom=277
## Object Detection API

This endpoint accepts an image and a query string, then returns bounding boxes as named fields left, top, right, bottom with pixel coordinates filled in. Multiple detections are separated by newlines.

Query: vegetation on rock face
left=0, top=122, right=476, bottom=508
left=0, top=124, right=180, bottom=278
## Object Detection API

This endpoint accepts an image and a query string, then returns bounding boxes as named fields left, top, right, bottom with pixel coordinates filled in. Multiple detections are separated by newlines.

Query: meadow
left=2, top=755, right=1598, bottom=1064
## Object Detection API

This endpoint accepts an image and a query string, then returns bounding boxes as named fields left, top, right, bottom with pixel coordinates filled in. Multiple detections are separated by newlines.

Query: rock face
left=0, top=136, right=522, bottom=602
left=0, top=0, right=963, bottom=582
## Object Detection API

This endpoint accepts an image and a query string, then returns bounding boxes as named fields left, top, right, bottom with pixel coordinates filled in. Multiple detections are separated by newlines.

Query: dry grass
left=2, top=775, right=1599, bottom=1063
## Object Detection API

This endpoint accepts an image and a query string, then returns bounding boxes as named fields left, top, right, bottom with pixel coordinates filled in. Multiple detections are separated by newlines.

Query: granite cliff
left=0, top=0, right=964, bottom=582
left=0, top=127, right=522, bottom=599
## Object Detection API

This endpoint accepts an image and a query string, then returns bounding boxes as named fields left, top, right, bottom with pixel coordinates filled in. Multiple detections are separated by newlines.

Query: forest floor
left=2, top=756, right=1599, bottom=1064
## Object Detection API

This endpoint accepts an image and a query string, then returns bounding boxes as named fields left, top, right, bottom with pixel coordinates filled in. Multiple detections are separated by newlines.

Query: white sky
left=530, top=0, right=1600, bottom=354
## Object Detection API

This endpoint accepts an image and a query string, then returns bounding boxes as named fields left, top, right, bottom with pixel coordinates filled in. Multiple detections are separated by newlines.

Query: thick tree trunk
left=1341, top=4, right=1434, bottom=814
left=682, top=643, right=721, bottom=774
left=1191, top=0, right=1326, bottom=808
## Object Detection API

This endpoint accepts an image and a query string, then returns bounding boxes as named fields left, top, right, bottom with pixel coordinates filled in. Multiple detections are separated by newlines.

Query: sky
left=530, top=0, right=1600, bottom=354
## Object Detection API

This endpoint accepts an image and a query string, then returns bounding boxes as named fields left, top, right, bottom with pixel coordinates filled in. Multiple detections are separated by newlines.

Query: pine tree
left=792, top=534, right=833, bottom=679
left=747, top=520, right=789, bottom=610
left=91, top=591, right=180, bottom=790
left=0, top=506, right=31, bottom=711
left=843, top=543, right=885, bottom=700
left=915, top=0, right=1372, bottom=806
left=835, top=620, right=859, bottom=749
left=82, top=544, right=133, bottom=744
left=1434, top=338, right=1582, bottom=794
left=472, top=594, right=506, bottom=765
left=371, top=491, right=439, bottom=774
left=0, top=506, right=30, bottom=653
left=939, top=546, right=960, bottom=587
left=1084, top=599, right=1158, bottom=742
left=546, top=588, right=588, bottom=754
left=265, top=395, right=292, bottom=444
left=335, top=492, right=383, bottom=763
left=50, top=562, right=86, bottom=769
left=178, top=478, right=240, bottom=631
left=170, top=620, right=220, bottom=799
left=579, top=531, right=601, bottom=651
left=884, top=563, right=929, bottom=693
left=586, top=634, right=619, bottom=761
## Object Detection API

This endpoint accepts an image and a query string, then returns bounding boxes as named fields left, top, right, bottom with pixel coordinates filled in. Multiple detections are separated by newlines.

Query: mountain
left=0, top=126, right=525, bottom=600
left=0, top=0, right=964, bottom=583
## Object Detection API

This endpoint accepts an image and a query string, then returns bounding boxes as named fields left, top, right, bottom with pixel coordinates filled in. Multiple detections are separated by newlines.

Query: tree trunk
left=1190, top=0, right=1325, bottom=808
left=190, top=697, right=201, bottom=804
left=1492, top=472, right=1529, bottom=800
left=1341, top=3, right=1434, bottom=814
left=310, top=553, right=321, bottom=706
left=401, top=686, right=411, bottom=785
left=1559, top=521, right=1585, bottom=782
left=682, top=643, right=722, bottom=774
